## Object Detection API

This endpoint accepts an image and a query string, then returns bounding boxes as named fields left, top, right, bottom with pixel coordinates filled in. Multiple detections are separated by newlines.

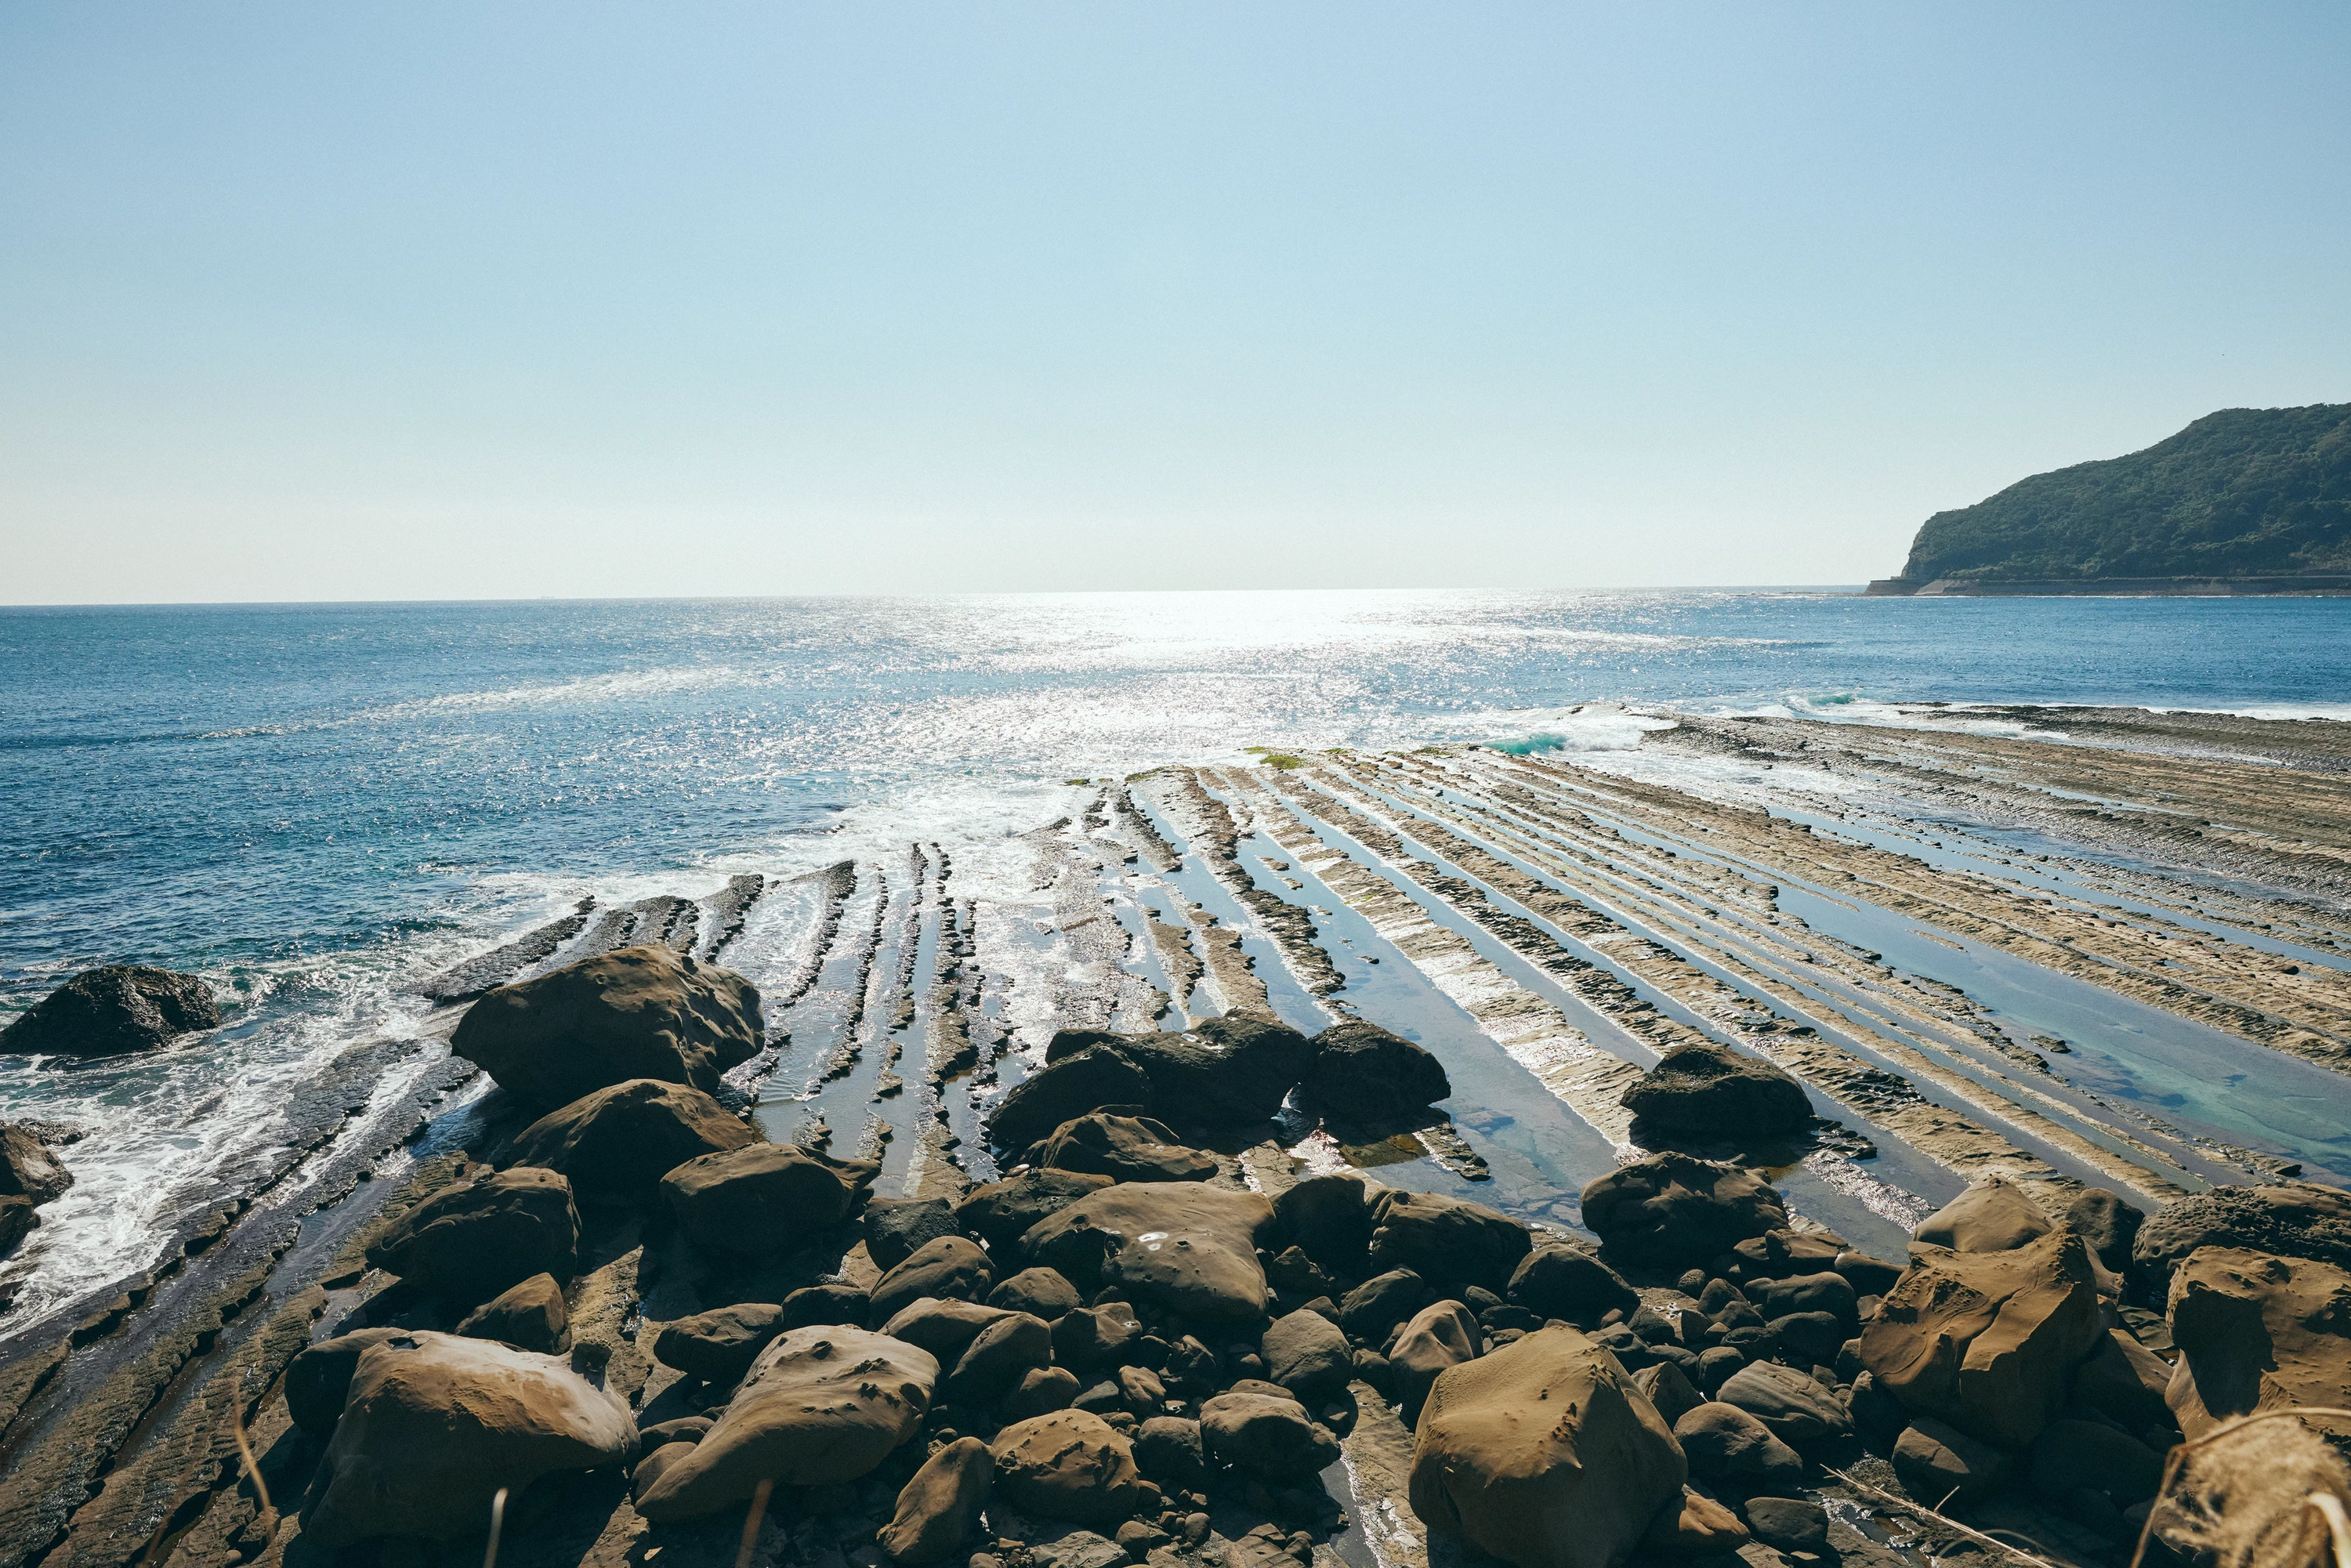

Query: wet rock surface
left=0, top=965, right=217, bottom=1056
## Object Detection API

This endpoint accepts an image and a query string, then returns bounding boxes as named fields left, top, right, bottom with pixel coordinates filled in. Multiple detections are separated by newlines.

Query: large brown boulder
left=1299, top=1021, right=1451, bottom=1124
left=1200, top=1391, right=1342, bottom=1480
left=455, top=1272, right=571, bottom=1354
left=958, top=1168, right=1116, bottom=1252
left=879, top=1436, right=993, bottom=1563
left=1914, top=1177, right=2054, bottom=1254
left=302, top=1332, right=636, bottom=1546
left=634, top=1326, right=937, bottom=1519
left=1037, top=1113, right=1218, bottom=1182
left=451, top=944, right=763, bottom=1109
left=507, top=1078, right=758, bottom=1206
left=1509, top=1244, right=1639, bottom=1326
left=1619, top=1044, right=1810, bottom=1138
left=989, top=1047, right=1157, bottom=1153
left=0, top=965, right=216, bottom=1056
left=1261, top=1307, right=1354, bottom=1401
left=1367, top=1189, right=1531, bottom=1295
left=1116, top=1015, right=1317, bottom=1129
left=1408, top=1326, right=1687, bottom=1568
left=284, top=1328, right=409, bottom=1436
left=2132, top=1183, right=2351, bottom=1302
left=0, top=1124, right=73, bottom=1204
left=364, top=1166, right=580, bottom=1307
left=1020, top=1182, right=1276, bottom=1326
left=1580, top=1153, right=1789, bottom=1271
left=1393, top=1301, right=1483, bottom=1423
left=661, top=1141, right=877, bottom=1254
left=1858, top=1224, right=2104, bottom=1449
left=870, top=1237, right=996, bottom=1325
left=2165, top=1245, right=2351, bottom=1440
left=1273, top=1171, right=1374, bottom=1276
left=990, top=1409, right=1152, bottom=1525
left=652, top=1304, right=787, bottom=1386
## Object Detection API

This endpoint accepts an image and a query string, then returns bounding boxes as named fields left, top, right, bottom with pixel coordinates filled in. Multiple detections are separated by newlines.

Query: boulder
left=1742, top=1497, right=1829, bottom=1554
left=991, top=1266, right=1082, bottom=1321
left=1715, top=1361, right=1853, bottom=1447
left=1261, top=1307, right=1353, bottom=1401
left=1835, top=1250, right=1907, bottom=1298
left=865, top=1197, right=962, bottom=1273
left=2166, top=1244, right=2351, bottom=1440
left=871, top=1237, right=996, bottom=1325
left=451, top=943, right=763, bottom=1109
left=1200, top=1392, right=1342, bottom=1481
left=1914, top=1177, right=2054, bottom=1253
left=2070, top=1328, right=2174, bottom=1429
left=634, top=1326, right=938, bottom=1519
left=303, top=1332, right=636, bottom=1546
left=284, top=1327, right=408, bottom=1436
left=631, top=1442, right=698, bottom=1505
left=1132, top=1416, right=1207, bottom=1491
left=505, top=1078, right=757, bottom=1207
left=1298, top=1022, right=1451, bottom=1124
left=879, top=1436, right=994, bottom=1564
left=661, top=1142, right=877, bottom=1255
left=1642, top=1488, right=1751, bottom=1556
left=1891, top=1415, right=2009, bottom=1504
left=1858, top=1224, right=2104, bottom=1448
left=2030, top=1418, right=2164, bottom=1505
left=653, top=1304, right=787, bottom=1386
left=1273, top=1171, right=1374, bottom=1277
left=1580, top=1153, right=1790, bottom=1271
left=1038, top=1114, right=1218, bottom=1183
left=1509, top=1244, right=1639, bottom=1326
left=882, top=1297, right=1016, bottom=1361
left=0, top=1195, right=31, bottom=1257
left=455, top=1272, right=571, bottom=1354
left=1672, top=1402, right=1804, bottom=1486
left=1633, top=1361, right=1704, bottom=1427
left=1342, top=1269, right=1428, bottom=1342
left=1725, top=1228, right=1849, bottom=1284
left=1769, top=1311, right=1846, bottom=1369
left=784, top=1283, right=871, bottom=1327
left=0, top=965, right=217, bottom=1056
left=2132, top=1183, right=2351, bottom=1302
left=1051, top=1303, right=1147, bottom=1374
left=1619, top=1044, right=1810, bottom=1137
left=990, top=1410, right=1152, bottom=1525
left=957, top=1168, right=1117, bottom=1253
left=2067, top=1188, right=2146, bottom=1276
left=991, top=1046, right=1158, bottom=1153
left=946, top=1313, right=1056, bottom=1407
left=1408, top=1326, right=1687, bottom=1568
left=1367, top=1189, right=1531, bottom=1295
left=1021, top=1182, right=1276, bottom=1326
left=0, top=1124, right=73, bottom=1205
left=641, top=1415, right=714, bottom=1445
left=1393, top=1301, right=1482, bottom=1422
left=1004, top=1366, right=1081, bottom=1420
left=1118, top=1015, right=1317, bottom=1129
left=364, top=1166, right=580, bottom=1308
left=1746, top=1270, right=1859, bottom=1331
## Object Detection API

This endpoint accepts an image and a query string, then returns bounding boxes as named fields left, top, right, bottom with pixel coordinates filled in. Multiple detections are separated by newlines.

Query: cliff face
left=1883, top=404, right=2351, bottom=589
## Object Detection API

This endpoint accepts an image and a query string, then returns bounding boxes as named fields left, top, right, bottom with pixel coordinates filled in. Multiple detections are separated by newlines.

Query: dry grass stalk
left=2132, top=1410, right=2351, bottom=1568
left=226, top=1392, right=277, bottom=1540
left=484, top=1487, right=509, bottom=1568
left=736, top=1479, right=776, bottom=1568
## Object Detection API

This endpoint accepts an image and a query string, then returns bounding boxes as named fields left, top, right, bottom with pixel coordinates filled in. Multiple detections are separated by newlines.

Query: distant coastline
left=1866, top=572, right=2351, bottom=597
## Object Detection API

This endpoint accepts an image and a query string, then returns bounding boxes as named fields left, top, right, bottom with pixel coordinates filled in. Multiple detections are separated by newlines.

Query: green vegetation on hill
left=1898, top=403, right=2351, bottom=583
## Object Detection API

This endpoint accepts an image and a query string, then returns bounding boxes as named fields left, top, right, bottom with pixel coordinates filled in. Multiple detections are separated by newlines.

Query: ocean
left=5, top=587, right=2350, bottom=1330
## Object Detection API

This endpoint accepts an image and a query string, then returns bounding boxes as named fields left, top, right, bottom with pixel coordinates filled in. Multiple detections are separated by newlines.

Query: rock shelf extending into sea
left=5, top=706, right=2351, bottom=1568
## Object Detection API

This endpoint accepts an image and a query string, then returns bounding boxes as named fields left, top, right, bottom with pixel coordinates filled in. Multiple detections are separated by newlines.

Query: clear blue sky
left=3, top=3, right=2346, bottom=603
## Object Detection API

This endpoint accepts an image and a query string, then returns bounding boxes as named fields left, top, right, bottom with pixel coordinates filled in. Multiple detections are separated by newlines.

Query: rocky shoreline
left=2, top=706, right=2349, bottom=1568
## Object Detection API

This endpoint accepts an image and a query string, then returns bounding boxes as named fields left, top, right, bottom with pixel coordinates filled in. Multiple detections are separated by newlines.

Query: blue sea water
left=2, top=588, right=2348, bottom=1323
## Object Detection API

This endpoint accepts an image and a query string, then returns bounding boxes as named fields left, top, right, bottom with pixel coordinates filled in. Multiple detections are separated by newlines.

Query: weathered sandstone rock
left=1367, top=1188, right=1531, bottom=1295
left=1509, top=1244, right=1639, bottom=1325
left=870, top=1236, right=995, bottom=1325
left=879, top=1436, right=994, bottom=1564
left=652, top=1303, right=787, bottom=1386
left=1581, top=1153, right=1790, bottom=1271
left=0, top=965, right=216, bottom=1056
left=364, top=1165, right=580, bottom=1307
left=1200, top=1392, right=1342, bottom=1481
left=2166, top=1244, right=2351, bottom=1440
left=990, top=1409, right=1151, bottom=1525
left=2133, top=1183, right=2351, bottom=1301
left=1021, top=1182, right=1275, bottom=1325
left=661, top=1141, right=876, bottom=1254
left=1038, top=1113, right=1218, bottom=1183
left=990, top=1046, right=1157, bottom=1153
left=1299, top=1021, right=1451, bottom=1123
left=957, top=1168, right=1116, bottom=1252
left=1620, top=1044, right=1810, bottom=1137
left=455, top=1271, right=571, bottom=1354
left=1914, top=1176, right=2054, bottom=1253
left=506, top=1077, right=756, bottom=1206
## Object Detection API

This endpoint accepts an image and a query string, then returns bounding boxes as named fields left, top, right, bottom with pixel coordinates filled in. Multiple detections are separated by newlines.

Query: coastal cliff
left=1870, top=402, right=2351, bottom=596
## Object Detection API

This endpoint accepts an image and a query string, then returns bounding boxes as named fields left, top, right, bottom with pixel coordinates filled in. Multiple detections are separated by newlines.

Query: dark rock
left=871, top=1237, right=997, bottom=1325
left=1507, top=1244, right=1638, bottom=1325
left=1298, top=1021, right=1451, bottom=1123
left=1741, top=1497, right=1828, bottom=1553
left=1833, top=1250, right=1907, bottom=1297
left=1003, top=1366, right=1081, bottom=1419
left=0, top=965, right=216, bottom=1056
left=0, top=1124, right=74, bottom=1204
left=1892, top=1415, right=2009, bottom=1503
left=1393, top=1301, right=1481, bottom=1422
left=865, top=1197, right=962, bottom=1273
left=455, top=1271, right=571, bottom=1354
left=1747, top=1270, right=1859, bottom=1331
left=1367, top=1188, right=1531, bottom=1295
left=1118, top=1015, right=1317, bottom=1129
left=2132, top=1182, right=2351, bottom=1302
left=364, top=1165, right=580, bottom=1308
left=1725, top=1227, right=1848, bottom=1283
left=1715, top=1361, right=1853, bottom=1447
left=1914, top=1177, right=2054, bottom=1253
left=635, top=1325, right=938, bottom=1518
left=879, top=1436, right=993, bottom=1564
left=660, top=1142, right=878, bottom=1254
left=450, top=943, right=763, bottom=1108
left=2030, top=1418, right=2164, bottom=1505
left=1620, top=1044, right=1810, bottom=1137
left=947, top=1313, right=1056, bottom=1407
left=506, top=1077, right=756, bottom=1208
left=285, top=1327, right=408, bottom=1436
left=653, top=1303, right=787, bottom=1385
left=1634, top=1361, right=1705, bottom=1426
left=2070, top=1327, right=2174, bottom=1429
left=958, top=1168, right=1118, bottom=1253
left=1038, top=1114, right=1219, bottom=1183
left=303, top=1331, right=636, bottom=1545
left=1022, top=1182, right=1276, bottom=1326
left=783, top=1283, right=871, bottom=1328
left=1410, top=1326, right=1687, bottom=1568
left=990, top=1409, right=1151, bottom=1524
left=1767, top=1312, right=1846, bottom=1369
left=1273, top=1171, right=1373, bottom=1277
left=991, top=1047, right=1158, bottom=1153
left=882, top=1297, right=1015, bottom=1360
left=992, top=1266, right=1083, bottom=1320
left=1340, top=1269, right=1425, bottom=1342
left=1672, top=1401, right=1804, bottom=1485
left=0, top=1194, right=32, bottom=1257
left=2067, top=1188, right=2146, bottom=1276
left=1053, top=1303, right=1147, bottom=1374
left=1581, top=1153, right=1790, bottom=1271
left=1117, top=1363, right=1166, bottom=1414
left=1199, top=1392, right=1341, bottom=1481
left=640, top=1415, right=713, bottom=1445
left=1132, top=1415, right=1206, bottom=1490
left=1261, top=1307, right=1353, bottom=1401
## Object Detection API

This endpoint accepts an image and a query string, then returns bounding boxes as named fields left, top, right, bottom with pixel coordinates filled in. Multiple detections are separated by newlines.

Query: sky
left=2, top=3, right=2347, bottom=603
